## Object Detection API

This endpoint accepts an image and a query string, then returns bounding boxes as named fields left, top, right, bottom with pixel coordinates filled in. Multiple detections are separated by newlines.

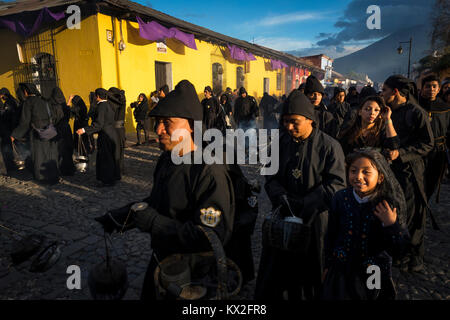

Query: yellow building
left=0, top=0, right=321, bottom=133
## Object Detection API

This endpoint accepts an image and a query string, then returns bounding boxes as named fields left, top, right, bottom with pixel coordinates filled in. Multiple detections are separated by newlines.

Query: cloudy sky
left=145, top=0, right=434, bottom=59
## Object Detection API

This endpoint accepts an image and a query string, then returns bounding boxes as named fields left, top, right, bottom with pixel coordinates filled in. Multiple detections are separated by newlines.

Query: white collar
left=97, top=99, right=107, bottom=104
left=353, top=188, right=373, bottom=204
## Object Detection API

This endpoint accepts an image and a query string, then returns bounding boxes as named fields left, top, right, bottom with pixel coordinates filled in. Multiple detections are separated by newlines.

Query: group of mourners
left=1, top=73, right=448, bottom=300
left=0, top=83, right=128, bottom=186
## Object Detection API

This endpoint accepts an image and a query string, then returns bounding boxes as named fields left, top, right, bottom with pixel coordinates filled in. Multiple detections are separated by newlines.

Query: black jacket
left=234, top=95, right=259, bottom=124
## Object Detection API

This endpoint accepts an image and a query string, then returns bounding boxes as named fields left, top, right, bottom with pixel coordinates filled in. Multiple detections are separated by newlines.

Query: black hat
left=304, top=75, right=324, bottom=95
left=282, top=89, right=316, bottom=121
left=150, top=80, right=203, bottom=121
left=298, top=83, right=306, bottom=91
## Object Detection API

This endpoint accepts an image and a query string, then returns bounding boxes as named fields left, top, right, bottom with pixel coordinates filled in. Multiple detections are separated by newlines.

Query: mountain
left=332, top=25, right=432, bottom=83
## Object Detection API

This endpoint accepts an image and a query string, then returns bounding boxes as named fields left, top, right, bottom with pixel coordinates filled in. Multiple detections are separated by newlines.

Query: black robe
left=260, top=93, right=279, bottom=130
left=233, top=96, right=259, bottom=125
left=328, top=101, right=350, bottom=127
left=201, top=96, right=225, bottom=133
left=84, top=101, right=121, bottom=184
left=338, top=125, right=400, bottom=156
left=314, top=102, right=338, bottom=138
left=11, top=95, right=62, bottom=183
left=51, top=99, right=75, bottom=176
left=390, top=100, right=434, bottom=260
left=0, top=94, right=20, bottom=171
left=418, top=96, right=450, bottom=201
left=129, top=151, right=234, bottom=300
left=71, top=96, right=92, bottom=155
left=255, top=128, right=346, bottom=300
left=108, top=89, right=126, bottom=172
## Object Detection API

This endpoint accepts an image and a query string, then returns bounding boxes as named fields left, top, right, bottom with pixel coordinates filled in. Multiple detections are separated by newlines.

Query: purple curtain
left=227, top=44, right=256, bottom=61
left=136, top=16, right=197, bottom=50
left=0, top=7, right=65, bottom=37
left=271, top=59, right=288, bottom=70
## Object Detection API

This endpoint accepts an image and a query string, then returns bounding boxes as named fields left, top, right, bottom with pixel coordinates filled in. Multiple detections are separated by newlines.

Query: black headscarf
left=49, top=87, right=66, bottom=105
left=138, top=93, right=148, bottom=104
left=150, top=79, right=203, bottom=121
left=384, top=75, right=418, bottom=101
left=159, top=84, right=169, bottom=96
left=19, top=83, right=40, bottom=96
left=346, top=148, right=407, bottom=226
left=333, top=87, right=346, bottom=98
left=304, top=75, right=324, bottom=95
left=281, top=89, right=316, bottom=121
left=359, top=86, right=377, bottom=102
left=108, top=87, right=126, bottom=106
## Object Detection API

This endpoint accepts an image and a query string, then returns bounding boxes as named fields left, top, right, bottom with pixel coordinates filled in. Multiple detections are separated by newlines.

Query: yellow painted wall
left=1, top=12, right=288, bottom=134
left=95, top=13, right=287, bottom=133
left=0, top=30, right=24, bottom=93
left=53, top=14, right=102, bottom=110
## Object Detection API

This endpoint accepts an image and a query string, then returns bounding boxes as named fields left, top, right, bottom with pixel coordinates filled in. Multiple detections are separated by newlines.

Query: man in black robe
left=94, top=80, right=235, bottom=300
left=327, top=87, right=350, bottom=127
left=255, top=90, right=346, bottom=300
left=48, top=87, right=75, bottom=176
left=381, top=75, right=434, bottom=272
left=418, top=75, right=450, bottom=202
left=0, top=88, right=19, bottom=172
left=130, top=93, right=151, bottom=145
left=201, top=86, right=225, bottom=133
left=108, top=87, right=126, bottom=171
left=11, top=83, right=62, bottom=184
left=68, top=95, right=93, bottom=155
left=233, top=87, right=259, bottom=155
left=346, top=86, right=360, bottom=108
left=77, top=88, right=121, bottom=186
left=260, top=92, right=279, bottom=131
left=303, top=75, right=337, bottom=137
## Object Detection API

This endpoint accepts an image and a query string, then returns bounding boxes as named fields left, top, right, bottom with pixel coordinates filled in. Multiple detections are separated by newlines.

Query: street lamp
left=397, top=37, right=412, bottom=79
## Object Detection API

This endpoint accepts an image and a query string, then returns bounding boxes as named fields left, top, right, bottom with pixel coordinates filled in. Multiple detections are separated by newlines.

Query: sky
left=142, top=0, right=434, bottom=59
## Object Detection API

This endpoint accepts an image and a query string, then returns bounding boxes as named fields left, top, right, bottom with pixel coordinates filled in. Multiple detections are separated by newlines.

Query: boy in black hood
left=304, top=75, right=337, bottom=137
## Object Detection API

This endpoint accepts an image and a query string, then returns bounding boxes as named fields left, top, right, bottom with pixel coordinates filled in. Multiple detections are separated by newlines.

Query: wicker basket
left=154, top=225, right=242, bottom=300
left=262, top=205, right=314, bottom=255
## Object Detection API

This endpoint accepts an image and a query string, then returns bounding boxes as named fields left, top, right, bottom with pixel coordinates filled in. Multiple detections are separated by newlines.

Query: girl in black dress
left=322, top=149, right=410, bottom=300
left=337, top=96, right=399, bottom=157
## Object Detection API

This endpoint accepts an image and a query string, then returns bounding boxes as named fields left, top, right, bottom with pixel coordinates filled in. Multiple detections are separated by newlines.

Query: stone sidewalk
left=0, top=133, right=448, bottom=300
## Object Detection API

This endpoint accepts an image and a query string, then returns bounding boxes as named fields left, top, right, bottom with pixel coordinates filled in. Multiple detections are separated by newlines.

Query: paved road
left=0, top=133, right=448, bottom=300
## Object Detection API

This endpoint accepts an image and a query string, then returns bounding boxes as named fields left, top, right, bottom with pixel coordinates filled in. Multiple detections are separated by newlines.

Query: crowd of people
left=1, top=73, right=449, bottom=300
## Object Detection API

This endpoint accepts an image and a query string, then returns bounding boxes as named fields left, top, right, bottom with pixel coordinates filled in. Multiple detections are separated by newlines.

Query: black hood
left=49, top=87, right=66, bottom=104
left=282, top=89, right=316, bottom=121
left=108, top=87, right=126, bottom=106
left=239, top=87, right=247, bottom=96
left=304, top=75, right=324, bottom=95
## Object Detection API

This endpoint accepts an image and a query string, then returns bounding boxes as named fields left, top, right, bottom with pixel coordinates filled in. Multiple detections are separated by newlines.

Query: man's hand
left=94, top=204, right=137, bottom=234
left=10, top=136, right=14, bottom=142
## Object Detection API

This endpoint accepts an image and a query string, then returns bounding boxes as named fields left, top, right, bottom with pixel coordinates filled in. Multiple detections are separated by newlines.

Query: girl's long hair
left=338, top=95, right=386, bottom=146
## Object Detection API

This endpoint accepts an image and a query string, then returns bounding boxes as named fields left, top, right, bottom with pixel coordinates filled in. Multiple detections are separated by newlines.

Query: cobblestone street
left=0, top=133, right=448, bottom=300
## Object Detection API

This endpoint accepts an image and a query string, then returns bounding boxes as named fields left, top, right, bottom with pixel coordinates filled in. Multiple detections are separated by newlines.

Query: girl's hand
left=374, top=200, right=397, bottom=226
left=382, top=106, right=392, bottom=121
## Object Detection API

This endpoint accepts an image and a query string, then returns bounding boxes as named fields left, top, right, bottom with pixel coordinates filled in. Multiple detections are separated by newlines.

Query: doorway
left=155, top=61, right=172, bottom=91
